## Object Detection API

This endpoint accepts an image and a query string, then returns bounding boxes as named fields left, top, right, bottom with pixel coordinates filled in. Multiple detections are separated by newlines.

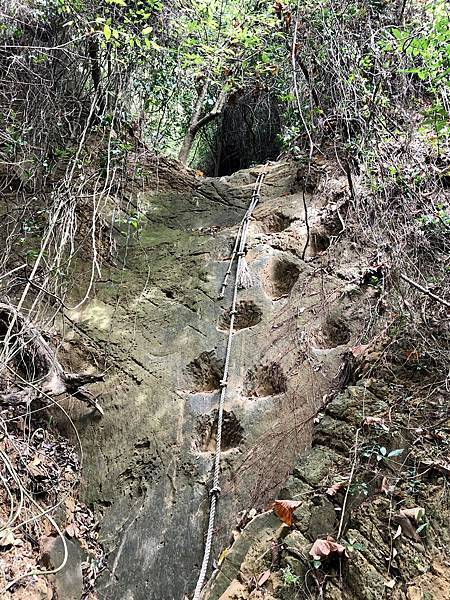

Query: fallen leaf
left=65, top=497, right=76, bottom=514
left=393, top=524, right=402, bottom=540
left=351, top=344, right=369, bottom=358
left=272, top=499, right=301, bottom=527
left=399, top=507, right=425, bottom=523
left=217, top=547, right=229, bottom=566
left=364, top=416, right=385, bottom=426
left=309, top=538, right=346, bottom=560
left=326, top=481, right=347, bottom=496
left=27, top=455, right=46, bottom=477
left=381, top=477, right=395, bottom=494
left=385, top=579, right=396, bottom=589
left=257, top=569, right=271, bottom=587
left=395, top=515, right=421, bottom=542
left=65, top=523, right=77, bottom=538
left=0, top=528, right=15, bottom=546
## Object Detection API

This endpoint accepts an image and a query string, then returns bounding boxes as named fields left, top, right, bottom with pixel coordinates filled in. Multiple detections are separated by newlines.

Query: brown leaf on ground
left=400, top=507, right=425, bottom=523
left=0, top=528, right=15, bottom=546
left=257, top=569, right=271, bottom=587
left=395, top=515, right=421, bottom=542
left=65, top=523, right=78, bottom=538
left=364, top=416, right=385, bottom=426
left=381, top=477, right=395, bottom=494
left=309, top=538, right=346, bottom=560
left=272, top=499, right=301, bottom=526
left=351, top=344, right=369, bottom=357
left=326, top=481, right=347, bottom=496
left=27, top=455, right=47, bottom=477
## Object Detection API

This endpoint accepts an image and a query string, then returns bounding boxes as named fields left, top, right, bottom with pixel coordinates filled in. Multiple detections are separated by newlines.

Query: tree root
left=0, top=303, right=104, bottom=415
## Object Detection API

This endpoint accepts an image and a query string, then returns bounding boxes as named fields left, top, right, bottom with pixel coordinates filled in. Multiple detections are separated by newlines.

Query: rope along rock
left=192, top=168, right=267, bottom=600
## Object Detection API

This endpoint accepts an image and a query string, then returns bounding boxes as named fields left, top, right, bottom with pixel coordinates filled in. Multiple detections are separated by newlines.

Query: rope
left=192, top=168, right=267, bottom=600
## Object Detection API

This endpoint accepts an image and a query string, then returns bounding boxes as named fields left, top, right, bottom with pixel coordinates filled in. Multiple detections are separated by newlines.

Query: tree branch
left=400, top=273, right=450, bottom=309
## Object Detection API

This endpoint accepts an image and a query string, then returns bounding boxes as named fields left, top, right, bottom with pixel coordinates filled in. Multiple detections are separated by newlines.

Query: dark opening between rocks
left=263, top=258, right=300, bottom=299
left=218, top=300, right=263, bottom=331
left=195, top=409, right=244, bottom=452
left=244, top=362, right=287, bottom=397
left=258, top=211, right=293, bottom=234
left=321, top=313, right=351, bottom=347
left=311, top=228, right=331, bottom=254
left=183, top=350, right=223, bottom=392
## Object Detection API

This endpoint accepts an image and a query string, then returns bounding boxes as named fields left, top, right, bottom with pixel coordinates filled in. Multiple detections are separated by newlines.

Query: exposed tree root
left=0, top=303, right=104, bottom=414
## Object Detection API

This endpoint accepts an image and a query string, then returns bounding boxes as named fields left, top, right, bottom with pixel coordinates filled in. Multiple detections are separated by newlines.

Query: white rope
left=192, top=168, right=267, bottom=600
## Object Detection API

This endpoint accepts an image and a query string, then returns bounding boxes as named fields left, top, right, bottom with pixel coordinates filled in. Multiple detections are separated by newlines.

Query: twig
left=400, top=273, right=450, bottom=309
left=337, top=428, right=360, bottom=540
left=301, top=183, right=310, bottom=261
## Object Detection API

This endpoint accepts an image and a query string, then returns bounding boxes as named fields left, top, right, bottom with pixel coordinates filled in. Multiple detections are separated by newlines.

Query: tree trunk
left=178, top=83, right=227, bottom=165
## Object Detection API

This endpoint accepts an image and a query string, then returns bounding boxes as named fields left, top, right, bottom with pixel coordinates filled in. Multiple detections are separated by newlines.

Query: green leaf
left=416, top=522, right=428, bottom=534
left=387, top=449, right=404, bottom=458
left=142, top=26, right=153, bottom=36
left=103, top=23, right=111, bottom=41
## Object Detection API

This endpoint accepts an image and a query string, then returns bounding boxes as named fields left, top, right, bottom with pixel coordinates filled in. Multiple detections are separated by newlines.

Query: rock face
left=202, top=378, right=450, bottom=600
left=61, top=159, right=374, bottom=599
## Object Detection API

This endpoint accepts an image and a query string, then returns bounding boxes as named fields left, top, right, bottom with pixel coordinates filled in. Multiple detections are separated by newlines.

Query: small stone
left=218, top=579, right=248, bottom=599
left=40, top=535, right=85, bottom=600
left=284, top=555, right=305, bottom=577
left=284, top=529, right=309, bottom=554
left=407, top=587, right=423, bottom=600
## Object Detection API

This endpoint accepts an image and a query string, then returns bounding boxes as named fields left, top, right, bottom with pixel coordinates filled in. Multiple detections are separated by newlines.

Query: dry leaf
left=381, top=477, right=395, bottom=495
left=393, top=524, right=402, bottom=540
left=326, top=481, right=346, bottom=496
left=399, top=507, right=425, bottom=523
left=364, top=416, right=385, bottom=426
left=351, top=344, right=369, bottom=357
left=385, top=579, right=396, bottom=589
left=65, top=497, right=76, bottom=514
left=0, top=528, right=15, bottom=546
left=217, top=547, right=229, bottom=566
left=309, top=538, right=346, bottom=560
left=395, top=515, right=421, bottom=542
left=272, top=499, right=301, bottom=527
left=65, top=523, right=77, bottom=538
left=257, top=569, right=271, bottom=587
left=27, top=455, right=46, bottom=477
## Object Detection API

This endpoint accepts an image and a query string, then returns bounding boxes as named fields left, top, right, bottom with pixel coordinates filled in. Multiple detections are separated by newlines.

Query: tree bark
left=0, top=303, right=104, bottom=414
left=178, top=82, right=227, bottom=165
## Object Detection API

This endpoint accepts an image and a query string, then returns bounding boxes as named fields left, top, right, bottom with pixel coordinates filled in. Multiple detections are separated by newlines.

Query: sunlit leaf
left=272, top=499, right=301, bottom=526
left=103, top=23, right=111, bottom=41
